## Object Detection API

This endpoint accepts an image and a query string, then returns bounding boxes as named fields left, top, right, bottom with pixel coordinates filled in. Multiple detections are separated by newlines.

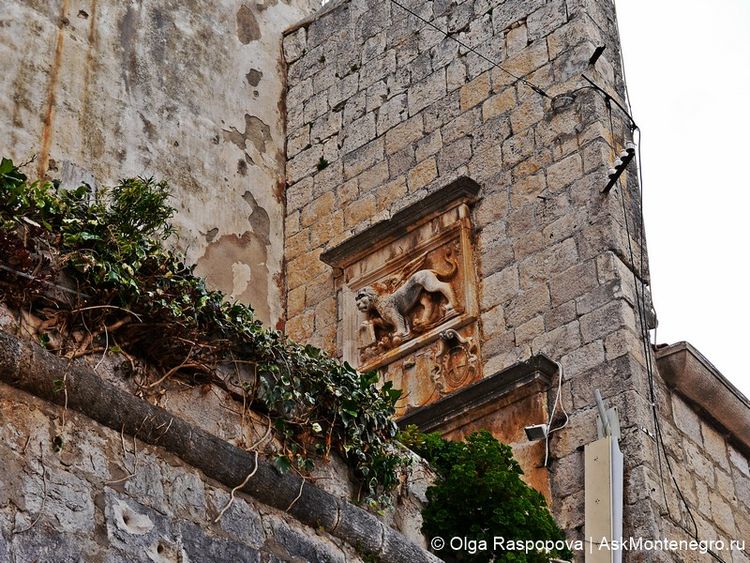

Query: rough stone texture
left=0, top=0, right=322, bottom=328
left=655, top=384, right=750, bottom=548
left=0, top=382, right=362, bottom=563
left=283, top=1, right=748, bottom=561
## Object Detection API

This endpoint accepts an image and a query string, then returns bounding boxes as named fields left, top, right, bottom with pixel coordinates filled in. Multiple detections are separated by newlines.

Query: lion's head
left=355, top=286, right=379, bottom=313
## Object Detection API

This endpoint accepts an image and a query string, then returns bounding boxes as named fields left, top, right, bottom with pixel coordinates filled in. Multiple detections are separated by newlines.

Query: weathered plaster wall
left=281, top=0, right=749, bottom=559
left=0, top=0, right=321, bottom=327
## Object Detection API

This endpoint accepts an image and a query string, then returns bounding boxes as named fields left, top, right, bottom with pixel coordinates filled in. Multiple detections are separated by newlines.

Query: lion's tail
left=436, top=248, right=458, bottom=281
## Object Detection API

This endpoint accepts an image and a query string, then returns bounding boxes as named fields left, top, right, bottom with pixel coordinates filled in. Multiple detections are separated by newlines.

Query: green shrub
left=401, top=428, right=572, bottom=562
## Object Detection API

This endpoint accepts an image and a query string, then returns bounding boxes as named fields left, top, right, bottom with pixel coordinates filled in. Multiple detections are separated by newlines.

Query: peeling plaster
left=236, top=5, right=261, bottom=44
left=195, top=233, right=271, bottom=326
left=223, top=113, right=273, bottom=155
left=1, top=0, right=322, bottom=329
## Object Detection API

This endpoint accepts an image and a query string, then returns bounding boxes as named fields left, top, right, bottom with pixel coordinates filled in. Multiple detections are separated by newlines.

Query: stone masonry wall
left=641, top=384, right=750, bottom=562
left=0, top=383, right=366, bottom=563
left=279, top=0, right=748, bottom=558
left=0, top=0, right=321, bottom=328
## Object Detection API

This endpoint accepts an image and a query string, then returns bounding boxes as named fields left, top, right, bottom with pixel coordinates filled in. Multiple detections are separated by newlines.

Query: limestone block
left=549, top=260, right=597, bottom=307
left=579, top=299, right=635, bottom=343
left=547, top=153, right=583, bottom=190
left=505, top=24, right=528, bottom=56
left=283, top=27, right=307, bottom=64
left=437, top=138, right=473, bottom=175
left=342, top=112, right=377, bottom=153
left=377, top=94, right=409, bottom=135
left=385, top=115, right=424, bottom=155
left=343, top=90, right=367, bottom=125
left=358, top=161, right=390, bottom=193
left=388, top=145, right=417, bottom=178
left=510, top=97, right=546, bottom=133
left=343, top=137, right=384, bottom=179
left=301, top=192, right=336, bottom=228
left=498, top=36, right=549, bottom=78
left=329, top=73, right=360, bottom=109
left=446, top=59, right=468, bottom=92
left=700, top=421, right=729, bottom=467
left=288, top=125, right=311, bottom=159
left=311, top=110, right=343, bottom=144
left=544, top=301, right=577, bottom=331
left=480, top=305, right=507, bottom=338
left=728, top=444, right=749, bottom=477
left=286, top=229, right=311, bottom=262
left=423, top=91, right=461, bottom=133
left=442, top=107, right=482, bottom=144
left=468, top=144, right=503, bottom=182
left=414, top=131, right=443, bottom=163
left=715, top=470, right=737, bottom=504
left=560, top=339, right=605, bottom=377
left=472, top=114, right=512, bottom=156
left=502, top=128, right=535, bottom=168
left=551, top=450, right=584, bottom=499
left=366, top=80, right=390, bottom=113
left=519, top=237, right=579, bottom=289
left=531, top=320, right=582, bottom=358
left=547, top=13, right=602, bottom=59
left=527, top=0, right=568, bottom=41
left=287, top=145, right=324, bottom=185
left=671, top=394, right=703, bottom=446
left=684, top=440, right=715, bottom=485
left=459, top=72, right=491, bottom=112
left=505, top=283, right=550, bottom=327
left=408, top=158, right=438, bottom=192
left=344, top=196, right=378, bottom=227
left=359, top=50, right=397, bottom=90
left=288, top=78, right=314, bottom=109
left=709, top=492, right=737, bottom=535
left=515, top=315, right=545, bottom=345
left=408, top=69, right=447, bottom=116
left=375, top=177, right=408, bottom=212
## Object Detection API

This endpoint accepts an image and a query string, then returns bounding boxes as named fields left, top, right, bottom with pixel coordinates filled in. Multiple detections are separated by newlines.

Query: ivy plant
left=0, top=158, right=403, bottom=505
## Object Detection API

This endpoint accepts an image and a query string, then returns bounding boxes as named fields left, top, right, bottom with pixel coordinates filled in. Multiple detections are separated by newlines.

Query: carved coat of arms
left=321, top=178, right=483, bottom=416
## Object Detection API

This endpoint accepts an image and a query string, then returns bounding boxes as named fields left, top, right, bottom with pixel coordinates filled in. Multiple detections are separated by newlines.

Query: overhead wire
left=387, top=0, right=551, bottom=99
left=603, top=92, right=727, bottom=563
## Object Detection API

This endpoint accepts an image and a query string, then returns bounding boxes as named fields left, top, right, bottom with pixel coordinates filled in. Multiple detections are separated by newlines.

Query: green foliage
left=400, top=428, right=572, bottom=562
left=0, top=158, right=404, bottom=505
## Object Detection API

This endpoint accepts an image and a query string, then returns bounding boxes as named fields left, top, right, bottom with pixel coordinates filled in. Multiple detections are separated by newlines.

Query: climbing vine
left=400, top=427, right=573, bottom=562
left=0, top=157, right=404, bottom=504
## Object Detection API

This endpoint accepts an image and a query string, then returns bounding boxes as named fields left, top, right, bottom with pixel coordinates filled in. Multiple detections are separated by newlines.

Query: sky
left=614, top=0, right=750, bottom=397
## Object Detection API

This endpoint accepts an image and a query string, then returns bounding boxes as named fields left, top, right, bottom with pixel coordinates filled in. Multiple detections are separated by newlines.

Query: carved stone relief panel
left=321, top=178, right=483, bottom=417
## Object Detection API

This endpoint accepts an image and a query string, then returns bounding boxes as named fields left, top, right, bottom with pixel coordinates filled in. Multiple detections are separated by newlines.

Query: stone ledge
left=0, top=329, right=439, bottom=563
left=656, top=341, right=750, bottom=454
left=321, top=176, right=481, bottom=269
left=397, top=354, right=557, bottom=432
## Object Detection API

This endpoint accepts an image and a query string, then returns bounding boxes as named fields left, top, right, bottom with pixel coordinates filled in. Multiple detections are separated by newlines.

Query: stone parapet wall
left=0, top=0, right=322, bottom=327
left=0, top=383, right=366, bottom=562
left=651, top=387, right=750, bottom=560
left=0, top=326, right=437, bottom=562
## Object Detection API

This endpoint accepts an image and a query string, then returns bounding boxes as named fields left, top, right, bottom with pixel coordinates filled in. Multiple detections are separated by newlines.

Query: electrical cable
left=388, top=0, right=550, bottom=99
left=607, top=119, right=727, bottom=563
left=544, top=361, right=570, bottom=468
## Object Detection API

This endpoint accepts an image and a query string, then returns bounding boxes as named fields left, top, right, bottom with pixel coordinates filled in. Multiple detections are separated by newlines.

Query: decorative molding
left=397, top=355, right=557, bottom=432
left=321, top=176, right=481, bottom=269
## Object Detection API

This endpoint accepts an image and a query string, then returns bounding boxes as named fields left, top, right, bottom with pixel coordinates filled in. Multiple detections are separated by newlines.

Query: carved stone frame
left=321, top=178, right=482, bottom=411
